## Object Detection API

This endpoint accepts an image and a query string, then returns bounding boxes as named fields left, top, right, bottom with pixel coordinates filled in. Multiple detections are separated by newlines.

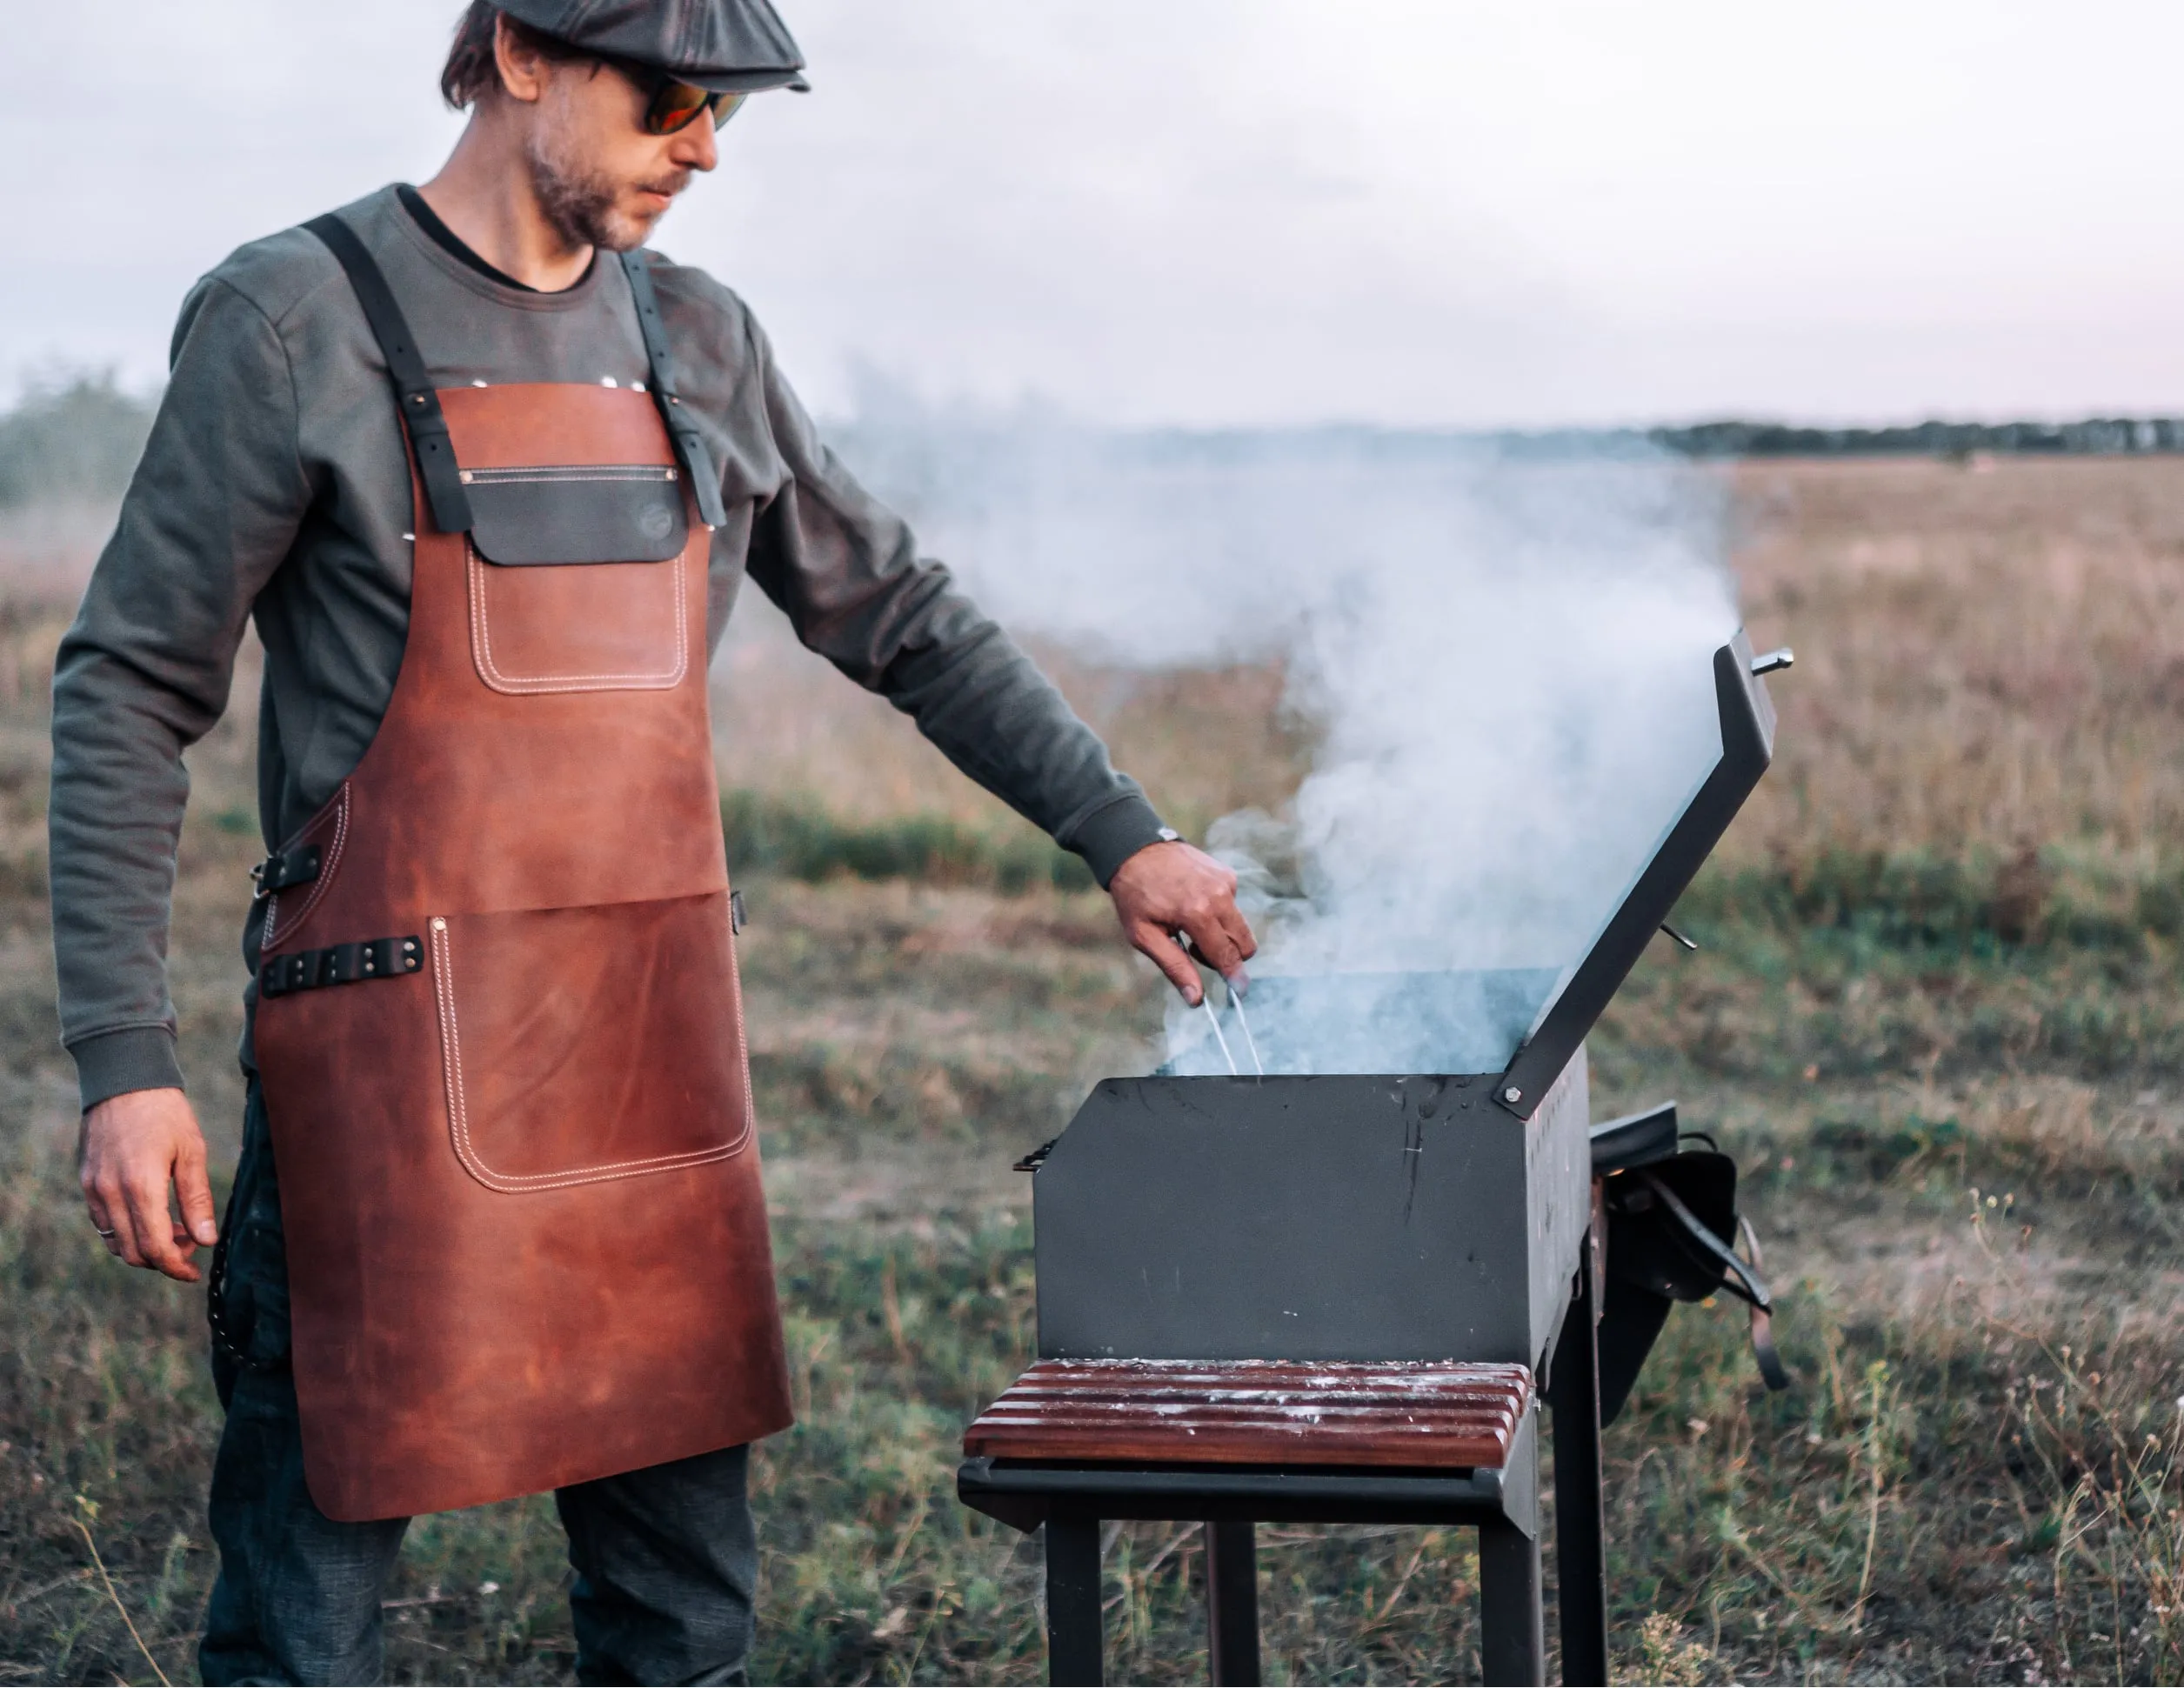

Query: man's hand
left=77, top=1087, right=218, bottom=1282
left=1108, top=839, right=1258, bottom=1005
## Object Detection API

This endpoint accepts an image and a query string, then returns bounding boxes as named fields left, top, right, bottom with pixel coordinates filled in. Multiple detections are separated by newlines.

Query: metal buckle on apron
left=259, top=935, right=424, bottom=998
left=249, top=844, right=323, bottom=898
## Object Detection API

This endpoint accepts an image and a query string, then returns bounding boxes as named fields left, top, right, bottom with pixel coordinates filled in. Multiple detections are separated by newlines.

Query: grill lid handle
left=1750, top=646, right=1794, bottom=676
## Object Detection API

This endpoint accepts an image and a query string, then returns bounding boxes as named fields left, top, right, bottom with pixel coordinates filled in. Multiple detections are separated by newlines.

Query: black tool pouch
left=1590, top=1102, right=1791, bottom=1424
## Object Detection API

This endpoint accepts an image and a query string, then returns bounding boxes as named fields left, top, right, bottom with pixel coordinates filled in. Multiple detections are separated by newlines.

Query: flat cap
left=496, top=0, right=809, bottom=93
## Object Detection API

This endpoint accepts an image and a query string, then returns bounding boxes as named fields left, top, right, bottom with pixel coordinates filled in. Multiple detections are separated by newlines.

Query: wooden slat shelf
left=964, top=1359, right=1533, bottom=1471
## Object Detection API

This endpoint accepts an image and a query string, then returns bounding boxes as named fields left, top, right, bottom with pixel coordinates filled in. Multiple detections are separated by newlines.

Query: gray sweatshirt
left=50, top=184, right=1165, bottom=1111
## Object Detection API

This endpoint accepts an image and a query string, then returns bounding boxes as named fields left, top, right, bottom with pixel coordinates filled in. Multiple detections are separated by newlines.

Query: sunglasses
left=603, top=57, right=750, bottom=136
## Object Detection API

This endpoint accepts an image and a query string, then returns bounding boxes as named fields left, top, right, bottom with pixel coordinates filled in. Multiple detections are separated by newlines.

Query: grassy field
left=2, top=457, right=2182, bottom=1684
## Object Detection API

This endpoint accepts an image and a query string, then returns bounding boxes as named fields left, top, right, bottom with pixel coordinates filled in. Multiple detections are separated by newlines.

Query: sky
left=7, top=1, right=2184, bottom=428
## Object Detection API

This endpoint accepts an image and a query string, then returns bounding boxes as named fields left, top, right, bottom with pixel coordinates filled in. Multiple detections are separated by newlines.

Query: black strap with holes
left=619, top=250, right=729, bottom=529
left=250, top=844, right=322, bottom=897
left=258, top=934, right=424, bottom=998
left=305, top=214, right=476, bottom=536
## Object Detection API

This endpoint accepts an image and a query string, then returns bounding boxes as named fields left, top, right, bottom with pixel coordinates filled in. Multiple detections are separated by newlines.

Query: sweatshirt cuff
left=1065, top=794, right=1178, bottom=890
left=70, top=1026, right=185, bottom=1112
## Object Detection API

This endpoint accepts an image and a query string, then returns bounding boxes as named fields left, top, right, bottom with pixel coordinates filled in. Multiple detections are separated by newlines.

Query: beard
left=524, top=123, right=687, bottom=253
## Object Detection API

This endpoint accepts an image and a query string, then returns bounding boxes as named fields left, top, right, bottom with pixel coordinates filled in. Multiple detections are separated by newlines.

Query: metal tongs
left=1178, top=931, right=1263, bottom=1076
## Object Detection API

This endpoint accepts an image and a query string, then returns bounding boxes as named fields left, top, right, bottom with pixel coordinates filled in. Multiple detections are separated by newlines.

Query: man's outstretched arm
left=733, top=318, right=1254, bottom=995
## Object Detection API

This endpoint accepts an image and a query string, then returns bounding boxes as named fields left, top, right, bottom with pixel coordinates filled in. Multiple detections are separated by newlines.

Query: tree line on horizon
left=3, top=371, right=2181, bottom=511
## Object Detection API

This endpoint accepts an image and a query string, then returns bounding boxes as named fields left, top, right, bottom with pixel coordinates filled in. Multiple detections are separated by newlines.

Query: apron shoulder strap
left=619, top=250, right=731, bottom=530
left=305, top=213, right=475, bottom=537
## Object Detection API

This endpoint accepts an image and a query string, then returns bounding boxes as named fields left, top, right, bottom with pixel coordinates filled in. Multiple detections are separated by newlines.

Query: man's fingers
left=83, top=1188, right=122, bottom=1257
left=80, top=1161, right=117, bottom=1253
left=1219, top=900, right=1259, bottom=967
left=175, top=1135, right=219, bottom=1248
left=1172, top=870, right=1253, bottom=984
left=96, top=1172, right=145, bottom=1266
left=120, top=1170, right=174, bottom=1273
left=123, top=1168, right=198, bottom=1283
left=1130, top=921, right=1205, bottom=1004
left=1179, top=913, right=1247, bottom=986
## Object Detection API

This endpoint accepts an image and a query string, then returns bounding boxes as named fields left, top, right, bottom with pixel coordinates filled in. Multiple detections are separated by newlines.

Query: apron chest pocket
left=466, top=464, right=687, bottom=565
left=463, top=465, right=691, bottom=695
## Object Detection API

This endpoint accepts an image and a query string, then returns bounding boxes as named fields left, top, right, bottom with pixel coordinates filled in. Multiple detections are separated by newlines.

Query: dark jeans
left=203, top=1085, right=760, bottom=1686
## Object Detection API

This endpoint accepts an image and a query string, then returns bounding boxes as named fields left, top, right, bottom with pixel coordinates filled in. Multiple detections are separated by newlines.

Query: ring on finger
left=96, top=1226, right=116, bottom=1239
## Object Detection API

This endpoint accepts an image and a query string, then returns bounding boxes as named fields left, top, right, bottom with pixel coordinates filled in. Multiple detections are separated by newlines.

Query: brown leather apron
left=249, top=217, right=791, bottom=1523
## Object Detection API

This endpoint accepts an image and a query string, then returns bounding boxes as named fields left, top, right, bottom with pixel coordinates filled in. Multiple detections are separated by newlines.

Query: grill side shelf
left=964, top=1358, right=1533, bottom=1471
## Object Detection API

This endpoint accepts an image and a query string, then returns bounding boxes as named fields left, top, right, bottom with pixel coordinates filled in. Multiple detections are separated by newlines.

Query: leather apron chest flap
left=250, top=221, right=791, bottom=1523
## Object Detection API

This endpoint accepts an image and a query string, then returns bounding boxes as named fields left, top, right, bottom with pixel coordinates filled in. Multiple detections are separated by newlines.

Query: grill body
left=1033, top=1054, right=1590, bottom=1371
left=978, top=635, right=1781, bottom=1685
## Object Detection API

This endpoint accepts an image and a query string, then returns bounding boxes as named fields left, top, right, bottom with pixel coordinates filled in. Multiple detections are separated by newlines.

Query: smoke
left=833, top=405, right=1741, bottom=1075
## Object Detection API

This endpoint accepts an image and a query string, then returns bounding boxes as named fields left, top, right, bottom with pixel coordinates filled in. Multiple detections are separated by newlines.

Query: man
left=49, top=3, right=1255, bottom=1680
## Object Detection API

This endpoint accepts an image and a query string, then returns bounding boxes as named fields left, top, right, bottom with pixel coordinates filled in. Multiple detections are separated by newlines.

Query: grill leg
left=1550, top=1229, right=1610, bottom=1686
left=1204, top=1519, right=1261, bottom=1685
left=1478, top=1517, right=1545, bottom=1686
left=1045, top=1511, right=1104, bottom=1685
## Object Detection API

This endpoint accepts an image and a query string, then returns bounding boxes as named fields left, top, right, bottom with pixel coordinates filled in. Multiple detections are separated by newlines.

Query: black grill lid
left=1493, top=630, right=1775, bottom=1118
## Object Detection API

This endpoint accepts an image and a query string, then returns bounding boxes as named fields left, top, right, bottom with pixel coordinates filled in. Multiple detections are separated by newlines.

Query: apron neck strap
left=305, top=214, right=476, bottom=537
left=619, top=250, right=731, bottom=530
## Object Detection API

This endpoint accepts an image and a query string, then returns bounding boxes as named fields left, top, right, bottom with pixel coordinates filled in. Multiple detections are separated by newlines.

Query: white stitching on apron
left=431, top=913, right=752, bottom=1193
left=466, top=542, right=689, bottom=694
left=263, top=783, right=351, bottom=951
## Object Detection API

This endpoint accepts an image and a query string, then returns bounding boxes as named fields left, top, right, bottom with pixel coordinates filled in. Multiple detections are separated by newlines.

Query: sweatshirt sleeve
left=49, top=277, right=311, bottom=1109
left=736, top=319, right=1170, bottom=885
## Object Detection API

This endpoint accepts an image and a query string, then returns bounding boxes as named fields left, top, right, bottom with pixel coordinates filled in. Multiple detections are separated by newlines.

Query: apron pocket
left=468, top=543, right=687, bottom=695
left=431, top=892, right=753, bottom=1191
left=464, top=464, right=688, bottom=566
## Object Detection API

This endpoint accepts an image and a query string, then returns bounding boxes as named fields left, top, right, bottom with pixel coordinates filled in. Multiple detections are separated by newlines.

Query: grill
left=961, top=631, right=1784, bottom=1685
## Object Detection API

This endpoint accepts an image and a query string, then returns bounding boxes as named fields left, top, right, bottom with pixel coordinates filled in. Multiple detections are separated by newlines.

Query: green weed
left=723, top=791, right=1095, bottom=894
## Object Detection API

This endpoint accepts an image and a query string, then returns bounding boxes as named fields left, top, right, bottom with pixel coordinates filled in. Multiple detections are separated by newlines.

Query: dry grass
left=712, top=595, right=1305, bottom=842
left=1729, top=457, right=2184, bottom=863
left=717, top=455, right=2184, bottom=870
left=0, top=457, right=2181, bottom=1683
